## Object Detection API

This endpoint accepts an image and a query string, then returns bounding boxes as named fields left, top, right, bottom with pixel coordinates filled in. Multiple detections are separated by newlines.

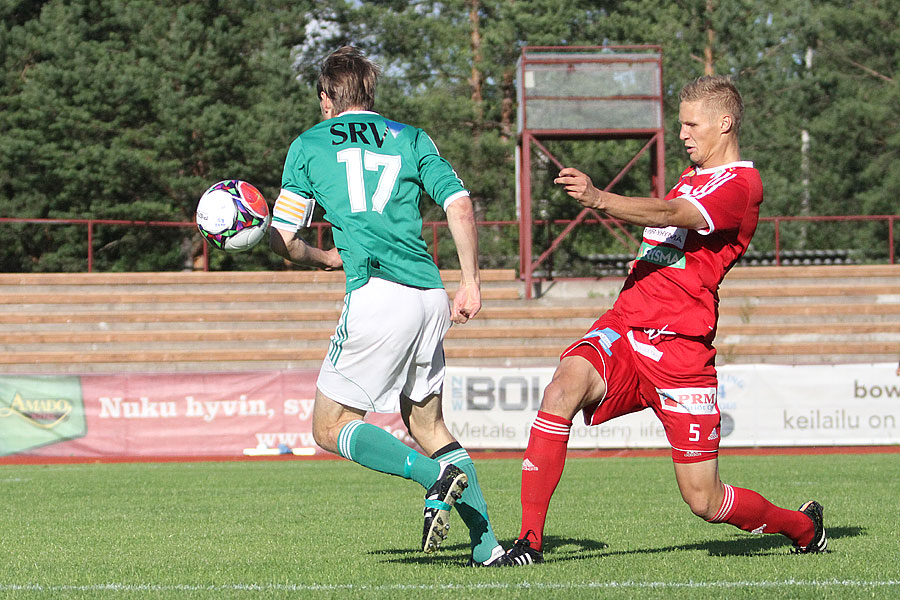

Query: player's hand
left=554, top=167, right=601, bottom=208
left=627, top=259, right=637, bottom=274
left=451, top=281, right=481, bottom=324
left=321, top=247, right=343, bottom=271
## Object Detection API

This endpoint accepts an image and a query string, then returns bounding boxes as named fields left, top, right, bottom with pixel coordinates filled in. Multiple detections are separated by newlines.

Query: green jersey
left=278, top=111, right=468, bottom=292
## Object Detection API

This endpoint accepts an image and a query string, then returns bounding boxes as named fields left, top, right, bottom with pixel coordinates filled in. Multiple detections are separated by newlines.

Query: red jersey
left=613, top=161, right=763, bottom=337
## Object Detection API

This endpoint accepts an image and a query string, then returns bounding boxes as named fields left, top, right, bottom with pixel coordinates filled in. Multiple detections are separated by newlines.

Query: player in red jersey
left=505, top=76, right=826, bottom=565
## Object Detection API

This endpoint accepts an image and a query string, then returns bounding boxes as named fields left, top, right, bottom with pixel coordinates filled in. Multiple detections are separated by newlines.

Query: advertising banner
left=443, top=363, right=900, bottom=449
left=0, top=363, right=897, bottom=458
left=0, top=371, right=409, bottom=458
left=0, top=376, right=87, bottom=455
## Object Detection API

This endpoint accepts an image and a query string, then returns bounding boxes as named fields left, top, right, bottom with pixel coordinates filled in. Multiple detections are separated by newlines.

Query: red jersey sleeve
left=681, top=168, right=753, bottom=234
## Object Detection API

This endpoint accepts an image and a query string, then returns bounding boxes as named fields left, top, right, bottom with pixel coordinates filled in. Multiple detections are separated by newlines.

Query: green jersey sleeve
left=412, top=129, right=469, bottom=209
left=272, top=138, right=317, bottom=233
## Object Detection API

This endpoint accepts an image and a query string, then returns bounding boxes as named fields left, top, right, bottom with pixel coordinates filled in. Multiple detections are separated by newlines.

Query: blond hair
left=680, top=75, right=744, bottom=133
left=316, top=46, right=380, bottom=114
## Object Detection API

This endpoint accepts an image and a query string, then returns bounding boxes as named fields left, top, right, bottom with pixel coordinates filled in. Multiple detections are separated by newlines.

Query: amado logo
left=0, top=392, right=72, bottom=429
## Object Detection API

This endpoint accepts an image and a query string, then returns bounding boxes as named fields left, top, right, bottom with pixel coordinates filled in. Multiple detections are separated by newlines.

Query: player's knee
left=682, top=492, right=718, bottom=520
left=540, top=380, right=578, bottom=415
left=310, top=423, right=331, bottom=452
left=311, top=417, right=340, bottom=454
left=539, top=367, right=602, bottom=418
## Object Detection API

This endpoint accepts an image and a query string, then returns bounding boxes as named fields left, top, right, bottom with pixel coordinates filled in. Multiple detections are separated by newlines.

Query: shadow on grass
left=370, top=527, right=862, bottom=564
left=594, top=525, right=864, bottom=558
left=370, top=541, right=473, bottom=565
left=371, top=536, right=609, bottom=565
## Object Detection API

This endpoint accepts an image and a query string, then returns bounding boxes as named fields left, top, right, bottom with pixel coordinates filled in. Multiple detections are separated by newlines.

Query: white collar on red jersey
left=694, top=160, right=754, bottom=175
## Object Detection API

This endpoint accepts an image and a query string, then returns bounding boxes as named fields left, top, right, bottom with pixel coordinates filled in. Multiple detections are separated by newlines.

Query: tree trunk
left=704, top=0, right=715, bottom=75
left=500, top=68, right=515, bottom=141
left=467, top=0, right=485, bottom=221
left=469, top=0, right=483, bottom=130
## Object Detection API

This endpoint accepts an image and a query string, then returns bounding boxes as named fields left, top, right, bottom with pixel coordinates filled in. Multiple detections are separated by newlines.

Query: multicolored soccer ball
left=196, top=180, right=271, bottom=252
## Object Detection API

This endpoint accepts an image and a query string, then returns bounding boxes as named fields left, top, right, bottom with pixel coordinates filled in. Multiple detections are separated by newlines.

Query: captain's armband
left=272, top=188, right=316, bottom=232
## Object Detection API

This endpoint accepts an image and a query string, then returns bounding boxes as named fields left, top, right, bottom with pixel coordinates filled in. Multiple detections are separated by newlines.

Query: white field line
left=0, top=579, right=898, bottom=593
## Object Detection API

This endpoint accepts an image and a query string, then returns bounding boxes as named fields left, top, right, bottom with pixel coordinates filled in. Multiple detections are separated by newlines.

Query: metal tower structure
left=516, top=46, right=666, bottom=297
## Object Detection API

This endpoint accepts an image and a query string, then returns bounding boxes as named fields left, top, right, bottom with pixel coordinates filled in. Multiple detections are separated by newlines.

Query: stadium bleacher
left=1, top=265, right=899, bottom=373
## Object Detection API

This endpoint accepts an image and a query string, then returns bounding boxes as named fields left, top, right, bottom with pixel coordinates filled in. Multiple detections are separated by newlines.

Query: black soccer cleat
left=421, top=463, right=468, bottom=553
left=792, top=500, right=827, bottom=554
left=505, top=533, right=544, bottom=565
left=466, top=545, right=512, bottom=567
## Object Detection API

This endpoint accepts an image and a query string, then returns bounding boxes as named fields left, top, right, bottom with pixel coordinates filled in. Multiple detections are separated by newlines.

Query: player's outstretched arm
left=269, top=227, right=342, bottom=271
left=446, top=196, right=481, bottom=324
left=554, top=167, right=707, bottom=230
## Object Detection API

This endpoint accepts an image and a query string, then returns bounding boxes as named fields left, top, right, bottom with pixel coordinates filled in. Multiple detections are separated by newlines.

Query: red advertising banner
left=4, top=364, right=897, bottom=459
left=0, top=371, right=411, bottom=458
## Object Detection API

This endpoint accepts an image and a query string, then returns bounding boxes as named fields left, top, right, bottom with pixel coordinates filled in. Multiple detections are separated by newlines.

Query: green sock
left=433, top=442, right=501, bottom=563
left=337, top=420, right=439, bottom=488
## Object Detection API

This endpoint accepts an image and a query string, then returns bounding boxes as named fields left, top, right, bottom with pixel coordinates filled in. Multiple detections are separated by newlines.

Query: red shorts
left=561, top=309, right=720, bottom=463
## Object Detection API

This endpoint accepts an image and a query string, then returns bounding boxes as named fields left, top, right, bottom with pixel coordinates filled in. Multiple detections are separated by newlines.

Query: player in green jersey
left=270, top=46, right=508, bottom=566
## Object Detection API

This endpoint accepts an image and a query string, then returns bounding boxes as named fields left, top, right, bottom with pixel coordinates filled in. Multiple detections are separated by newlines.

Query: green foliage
left=1, top=0, right=898, bottom=272
left=0, top=0, right=316, bottom=271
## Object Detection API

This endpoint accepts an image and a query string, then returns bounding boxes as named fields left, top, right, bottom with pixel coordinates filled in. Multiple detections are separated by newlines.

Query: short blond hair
left=316, top=46, right=380, bottom=113
left=680, top=75, right=744, bottom=133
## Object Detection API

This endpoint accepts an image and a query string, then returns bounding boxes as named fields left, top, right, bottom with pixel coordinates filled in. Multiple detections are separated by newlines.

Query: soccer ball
left=196, top=180, right=271, bottom=252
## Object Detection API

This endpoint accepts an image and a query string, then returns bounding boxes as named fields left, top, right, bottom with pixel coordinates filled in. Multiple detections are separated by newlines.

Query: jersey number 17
left=337, top=148, right=402, bottom=214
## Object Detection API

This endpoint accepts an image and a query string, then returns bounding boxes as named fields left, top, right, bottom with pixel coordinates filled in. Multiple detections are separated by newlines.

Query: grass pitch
left=0, top=453, right=897, bottom=599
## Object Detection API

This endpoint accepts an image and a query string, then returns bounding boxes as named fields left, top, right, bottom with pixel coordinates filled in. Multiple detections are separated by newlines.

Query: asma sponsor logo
left=636, top=242, right=686, bottom=269
left=657, top=387, right=718, bottom=415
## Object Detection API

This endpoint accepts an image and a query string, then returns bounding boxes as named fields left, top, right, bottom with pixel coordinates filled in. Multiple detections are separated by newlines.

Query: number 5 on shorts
left=689, top=423, right=701, bottom=442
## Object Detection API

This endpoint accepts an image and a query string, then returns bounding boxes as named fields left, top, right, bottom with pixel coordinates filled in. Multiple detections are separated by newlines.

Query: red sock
left=711, top=484, right=814, bottom=546
left=518, top=411, right=572, bottom=551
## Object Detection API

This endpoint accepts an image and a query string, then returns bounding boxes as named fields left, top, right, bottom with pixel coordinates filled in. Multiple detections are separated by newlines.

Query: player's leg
left=510, top=315, right=641, bottom=566
left=313, top=388, right=444, bottom=486
left=509, top=353, right=607, bottom=564
left=310, top=388, right=366, bottom=455
left=312, top=278, right=446, bottom=485
left=673, top=454, right=826, bottom=553
left=402, top=391, right=506, bottom=566
left=315, top=389, right=467, bottom=553
left=314, top=386, right=469, bottom=554
left=400, top=390, right=454, bottom=454
left=636, top=329, right=824, bottom=553
left=383, top=284, right=481, bottom=554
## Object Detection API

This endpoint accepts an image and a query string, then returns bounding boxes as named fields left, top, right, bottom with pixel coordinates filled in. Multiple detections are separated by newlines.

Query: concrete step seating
left=2, top=265, right=899, bottom=373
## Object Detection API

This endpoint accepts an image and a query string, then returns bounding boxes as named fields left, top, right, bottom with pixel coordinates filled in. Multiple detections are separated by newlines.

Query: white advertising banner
left=444, top=363, right=900, bottom=449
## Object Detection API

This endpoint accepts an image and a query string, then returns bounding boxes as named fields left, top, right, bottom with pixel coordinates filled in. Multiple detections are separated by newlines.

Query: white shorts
left=317, top=277, right=451, bottom=413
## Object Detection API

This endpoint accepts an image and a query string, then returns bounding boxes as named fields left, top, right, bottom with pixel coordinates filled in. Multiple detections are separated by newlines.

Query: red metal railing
left=765, top=214, right=897, bottom=264
left=0, top=218, right=201, bottom=272
left=1, top=214, right=897, bottom=273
